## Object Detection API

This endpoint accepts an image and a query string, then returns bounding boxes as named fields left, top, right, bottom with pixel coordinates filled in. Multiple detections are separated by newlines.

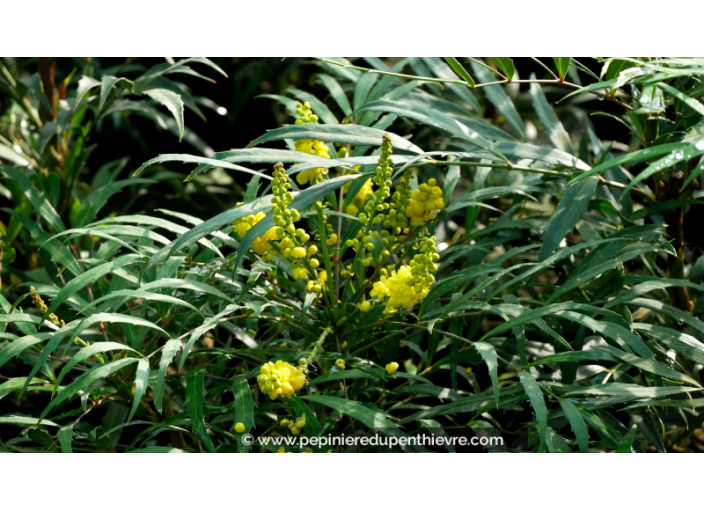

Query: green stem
left=316, top=205, right=337, bottom=307
left=303, top=325, right=334, bottom=372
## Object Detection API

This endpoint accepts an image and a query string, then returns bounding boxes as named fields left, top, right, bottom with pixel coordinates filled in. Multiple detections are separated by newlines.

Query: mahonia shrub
left=3, top=57, right=704, bottom=453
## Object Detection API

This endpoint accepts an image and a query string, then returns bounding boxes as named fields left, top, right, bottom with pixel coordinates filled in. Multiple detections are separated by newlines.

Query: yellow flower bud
left=360, top=300, right=371, bottom=312
left=235, top=422, right=246, bottom=433
left=386, top=362, right=399, bottom=374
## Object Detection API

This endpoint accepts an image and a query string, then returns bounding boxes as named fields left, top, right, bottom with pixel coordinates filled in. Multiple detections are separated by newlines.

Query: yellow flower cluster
left=233, top=207, right=266, bottom=238
left=257, top=360, right=306, bottom=400
left=294, top=102, right=330, bottom=185
left=280, top=415, right=307, bottom=435
left=233, top=203, right=279, bottom=261
left=370, top=265, right=431, bottom=314
left=369, top=236, right=439, bottom=314
left=405, top=179, right=445, bottom=227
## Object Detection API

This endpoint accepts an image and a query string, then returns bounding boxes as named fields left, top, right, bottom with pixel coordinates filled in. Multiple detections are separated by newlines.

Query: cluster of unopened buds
left=280, top=415, right=307, bottom=436
left=28, top=287, right=64, bottom=328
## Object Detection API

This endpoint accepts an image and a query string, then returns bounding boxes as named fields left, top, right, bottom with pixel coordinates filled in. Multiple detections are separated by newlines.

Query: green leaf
left=99, top=75, right=133, bottom=110
left=185, top=366, right=216, bottom=453
left=558, top=399, right=590, bottom=453
left=634, top=323, right=704, bottom=365
left=314, top=74, right=352, bottom=116
left=356, top=99, right=497, bottom=154
left=530, top=80, right=573, bottom=153
left=474, top=342, right=499, bottom=408
left=548, top=244, right=658, bottom=304
left=566, top=142, right=690, bottom=187
left=143, top=195, right=272, bottom=273
left=420, top=265, right=502, bottom=314
left=525, top=350, right=619, bottom=368
left=129, top=358, right=150, bottom=422
left=67, top=313, right=167, bottom=349
left=0, top=334, right=52, bottom=370
left=42, top=254, right=143, bottom=319
left=143, top=88, right=185, bottom=141
left=0, top=165, right=66, bottom=233
left=133, top=154, right=271, bottom=180
left=78, top=289, right=202, bottom=316
left=74, top=178, right=154, bottom=228
left=308, top=368, right=382, bottom=385
left=140, top=278, right=235, bottom=304
left=54, top=341, right=139, bottom=391
left=622, top=143, right=704, bottom=194
left=628, top=297, right=704, bottom=337
left=539, top=177, right=598, bottom=261
left=0, top=377, right=47, bottom=400
left=490, top=58, right=515, bottom=81
left=518, top=370, right=548, bottom=452
left=75, top=76, right=101, bottom=105
left=553, top=58, right=571, bottom=80
left=481, top=302, right=616, bottom=341
left=301, top=394, right=401, bottom=432
left=552, top=310, right=653, bottom=359
left=353, top=72, right=380, bottom=111
left=615, top=425, right=638, bottom=453
left=657, top=82, right=704, bottom=117
left=634, top=83, right=665, bottom=115
left=57, top=424, right=74, bottom=453
left=247, top=123, right=423, bottom=154
left=231, top=379, right=255, bottom=452
left=0, top=416, right=59, bottom=427
left=153, top=339, right=182, bottom=414
left=443, top=58, right=475, bottom=87
left=493, top=142, right=589, bottom=170
left=40, top=358, right=139, bottom=420
left=604, top=279, right=704, bottom=310
left=596, top=345, right=700, bottom=386
left=470, top=61, right=526, bottom=140
left=565, top=383, right=698, bottom=398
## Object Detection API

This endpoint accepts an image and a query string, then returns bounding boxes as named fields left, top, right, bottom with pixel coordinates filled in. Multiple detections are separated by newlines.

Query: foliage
left=2, top=57, right=704, bottom=453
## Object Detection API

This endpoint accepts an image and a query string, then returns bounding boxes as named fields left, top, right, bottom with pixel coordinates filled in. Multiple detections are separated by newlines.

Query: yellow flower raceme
left=405, top=179, right=444, bottom=227
left=257, top=360, right=306, bottom=400
left=370, top=265, right=431, bottom=314
left=294, top=102, right=330, bottom=185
